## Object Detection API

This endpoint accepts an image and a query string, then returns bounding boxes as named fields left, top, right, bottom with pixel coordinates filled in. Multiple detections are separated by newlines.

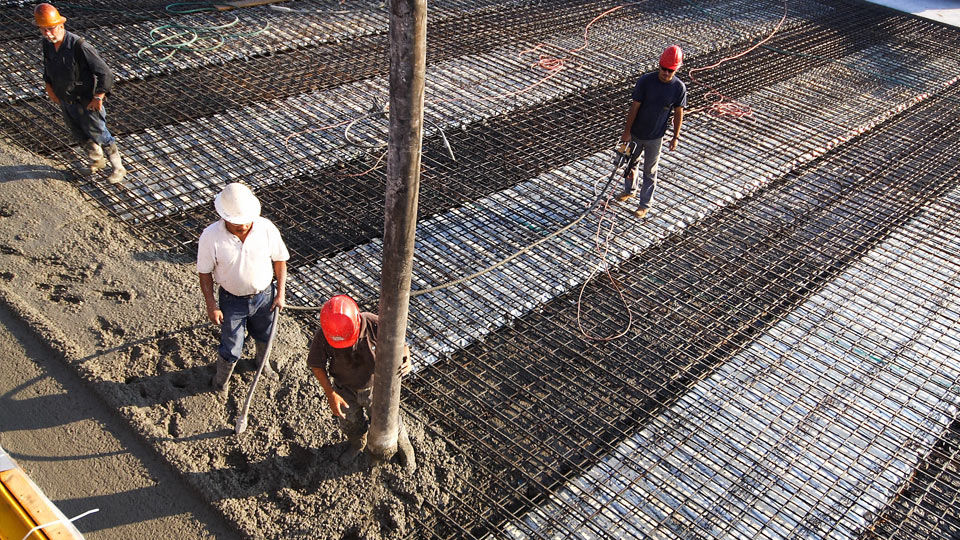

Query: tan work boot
left=397, top=426, right=416, bottom=473
left=616, top=192, right=635, bottom=202
left=633, top=208, right=649, bottom=219
left=105, top=143, right=127, bottom=184
left=82, top=140, right=106, bottom=175
left=254, top=340, right=277, bottom=379
left=211, top=354, right=236, bottom=393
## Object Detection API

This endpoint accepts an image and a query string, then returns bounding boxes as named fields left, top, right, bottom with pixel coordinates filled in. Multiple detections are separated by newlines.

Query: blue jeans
left=623, top=136, right=663, bottom=210
left=59, top=102, right=116, bottom=146
left=217, top=284, right=276, bottom=364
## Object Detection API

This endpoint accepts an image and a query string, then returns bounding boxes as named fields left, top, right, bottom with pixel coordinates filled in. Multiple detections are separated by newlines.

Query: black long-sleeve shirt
left=41, top=31, right=113, bottom=105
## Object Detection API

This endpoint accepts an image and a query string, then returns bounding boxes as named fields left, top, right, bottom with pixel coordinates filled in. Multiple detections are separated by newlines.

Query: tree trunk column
left=368, top=0, right=427, bottom=459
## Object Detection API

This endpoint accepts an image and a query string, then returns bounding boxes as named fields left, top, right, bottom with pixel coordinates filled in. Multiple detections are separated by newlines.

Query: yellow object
left=0, top=479, right=48, bottom=540
left=0, top=445, right=82, bottom=540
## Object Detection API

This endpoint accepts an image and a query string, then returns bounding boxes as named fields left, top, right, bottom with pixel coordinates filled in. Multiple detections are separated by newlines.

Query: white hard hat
left=214, top=183, right=261, bottom=225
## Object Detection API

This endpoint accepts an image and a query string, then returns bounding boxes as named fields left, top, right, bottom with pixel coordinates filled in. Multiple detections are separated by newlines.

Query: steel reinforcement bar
left=399, top=84, right=960, bottom=537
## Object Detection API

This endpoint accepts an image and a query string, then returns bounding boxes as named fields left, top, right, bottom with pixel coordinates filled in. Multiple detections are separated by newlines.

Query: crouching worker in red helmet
left=307, top=295, right=416, bottom=471
left=616, top=44, right=687, bottom=219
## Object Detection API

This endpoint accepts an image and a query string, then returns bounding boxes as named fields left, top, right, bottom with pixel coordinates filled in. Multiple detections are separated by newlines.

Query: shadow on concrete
left=0, top=164, right=62, bottom=183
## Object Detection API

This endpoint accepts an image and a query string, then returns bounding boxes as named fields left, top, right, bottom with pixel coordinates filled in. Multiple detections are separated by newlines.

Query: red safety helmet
left=659, top=45, right=683, bottom=71
left=320, top=295, right=361, bottom=348
left=34, top=3, right=66, bottom=28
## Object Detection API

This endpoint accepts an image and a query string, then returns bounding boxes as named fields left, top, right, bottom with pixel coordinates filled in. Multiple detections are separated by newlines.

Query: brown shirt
left=306, top=312, right=378, bottom=391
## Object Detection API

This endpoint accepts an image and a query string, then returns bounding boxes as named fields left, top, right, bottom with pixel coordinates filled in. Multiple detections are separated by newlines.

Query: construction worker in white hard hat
left=35, top=3, right=127, bottom=184
left=197, top=183, right=289, bottom=394
left=617, top=45, right=687, bottom=219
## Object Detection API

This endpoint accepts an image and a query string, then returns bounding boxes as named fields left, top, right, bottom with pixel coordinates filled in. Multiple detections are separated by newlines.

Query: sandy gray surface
left=0, top=141, right=470, bottom=538
left=0, top=299, right=237, bottom=539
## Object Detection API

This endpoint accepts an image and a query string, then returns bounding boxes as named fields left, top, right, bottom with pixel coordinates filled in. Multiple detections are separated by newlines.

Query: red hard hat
left=660, top=45, right=683, bottom=70
left=320, top=295, right=361, bottom=349
left=34, top=3, right=66, bottom=28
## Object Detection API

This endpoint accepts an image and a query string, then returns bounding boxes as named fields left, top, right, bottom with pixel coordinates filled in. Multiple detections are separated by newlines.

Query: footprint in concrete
left=95, top=315, right=125, bottom=347
left=102, top=289, right=133, bottom=303
left=38, top=282, right=83, bottom=305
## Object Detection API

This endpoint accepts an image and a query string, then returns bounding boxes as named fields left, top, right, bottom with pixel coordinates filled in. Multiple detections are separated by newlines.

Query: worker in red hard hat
left=306, top=294, right=416, bottom=471
left=616, top=45, right=687, bottom=219
left=35, top=3, right=127, bottom=184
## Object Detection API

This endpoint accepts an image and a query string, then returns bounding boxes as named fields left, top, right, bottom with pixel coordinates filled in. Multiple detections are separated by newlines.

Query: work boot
left=211, top=354, right=236, bottom=393
left=82, top=140, right=106, bottom=175
left=616, top=192, right=635, bottom=202
left=396, top=427, right=416, bottom=473
left=633, top=207, right=649, bottom=219
left=105, top=143, right=127, bottom=184
left=338, top=435, right=366, bottom=467
left=254, top=340, right=276, bottom=379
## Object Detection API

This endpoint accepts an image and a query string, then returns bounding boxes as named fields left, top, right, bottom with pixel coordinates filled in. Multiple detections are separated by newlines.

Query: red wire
left=686, top=0, right=788, bottom=120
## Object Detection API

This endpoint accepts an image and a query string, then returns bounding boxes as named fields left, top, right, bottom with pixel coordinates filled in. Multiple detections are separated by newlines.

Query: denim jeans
left=623, top=136, right=663, bottom=210
left=59, top=102, right=116, bottom=146
left=217, top=284, right=276, bottom=364
left=332, top=382, right=411, bottom=450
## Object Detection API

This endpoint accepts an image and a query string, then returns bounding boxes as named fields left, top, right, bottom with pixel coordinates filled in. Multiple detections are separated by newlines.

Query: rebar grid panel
left=0, top=0, right=622, bottom=152
left=397, top=85, right=960, bottom=537
left=501, top=185, right=960, bottom=538
left=272, top=33, right=960, bottom=370
left=43, top=0, right=952, bottom=265
left=864, top=417, right=960, bottom=539
left=0, top=0, right=860, bottom=225
left=0, top=0, right=533, bottom=103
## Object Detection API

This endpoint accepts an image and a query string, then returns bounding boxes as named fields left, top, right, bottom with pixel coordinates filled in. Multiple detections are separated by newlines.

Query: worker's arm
left=310, top=366, right=348, bottom=419
left=271, top=260, right=286, bottom=311
left=44, top=82, right=59, bottom=104
left=198, top=273, right=222, bottom=325
left=620, top=101, right=641, bottom=143
left=399, top=345, right=412, bottom=377
left=86, top=93, right=105, bottom=112
left=669, top=107, right=683, bottom=151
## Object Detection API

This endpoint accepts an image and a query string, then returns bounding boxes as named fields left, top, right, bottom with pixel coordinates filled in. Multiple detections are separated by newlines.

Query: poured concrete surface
left=0, top=141, right=469, bottom=538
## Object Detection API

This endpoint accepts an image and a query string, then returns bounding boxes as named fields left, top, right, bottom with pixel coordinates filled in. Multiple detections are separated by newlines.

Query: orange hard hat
left=660, top=45, right=683, bottom=70
left=320, top=295, right=361, bottom=349
left=34, top=3, right=66, bottom=28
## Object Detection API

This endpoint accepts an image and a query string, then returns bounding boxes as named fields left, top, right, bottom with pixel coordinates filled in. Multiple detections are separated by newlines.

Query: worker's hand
left=620, top=132, right=632, bottom=144
left=326, top=391, right=349, bottom=420
left=206, top=305, right=223, bottom=325
left=86, top=97, right=103, bottom=112
left=399, top=346, right=412, bottom=377
left=270, top=295, right=285, bottom=312
left=669, top=136, right=679, bottom=151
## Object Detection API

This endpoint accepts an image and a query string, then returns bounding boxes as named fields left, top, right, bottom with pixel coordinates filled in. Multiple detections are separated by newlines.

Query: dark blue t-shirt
left=629, top=72, right=687, bottom=140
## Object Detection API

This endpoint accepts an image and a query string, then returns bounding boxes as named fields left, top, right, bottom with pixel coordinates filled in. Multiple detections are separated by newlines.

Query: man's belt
left=222, top=287, right=268, bottom=299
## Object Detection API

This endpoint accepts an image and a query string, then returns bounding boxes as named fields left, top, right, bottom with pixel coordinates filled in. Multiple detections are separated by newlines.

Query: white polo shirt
left=196, top=217, right=290, bottom=296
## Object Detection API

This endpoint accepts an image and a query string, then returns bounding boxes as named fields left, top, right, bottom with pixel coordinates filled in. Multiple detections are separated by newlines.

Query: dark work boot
left=105, top=142, right=127, bottom=184
left=397, top=424, right=416, bottom=473
left=338, top=434, right=367, bottom=467
left=254, top=340, right=276, bottom=379
left=211, top=354, right=236, bottom=394
left=82, top=140, right=106, bottom=175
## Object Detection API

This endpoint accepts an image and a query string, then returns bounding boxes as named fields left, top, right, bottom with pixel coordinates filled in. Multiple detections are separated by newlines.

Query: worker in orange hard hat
left=616, top=45, right=687, bottom=219
left=306, top=295, right=416, bottom=471
left=35, top=3, right=127, bottom=184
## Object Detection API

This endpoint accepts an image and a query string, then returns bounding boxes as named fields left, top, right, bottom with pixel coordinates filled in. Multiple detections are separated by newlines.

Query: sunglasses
left=659, top=66, right=675, bottom=73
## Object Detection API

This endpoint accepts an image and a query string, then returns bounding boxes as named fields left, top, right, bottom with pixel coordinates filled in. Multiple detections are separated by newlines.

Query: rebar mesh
left=0, top=0, right=958, bottom=538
